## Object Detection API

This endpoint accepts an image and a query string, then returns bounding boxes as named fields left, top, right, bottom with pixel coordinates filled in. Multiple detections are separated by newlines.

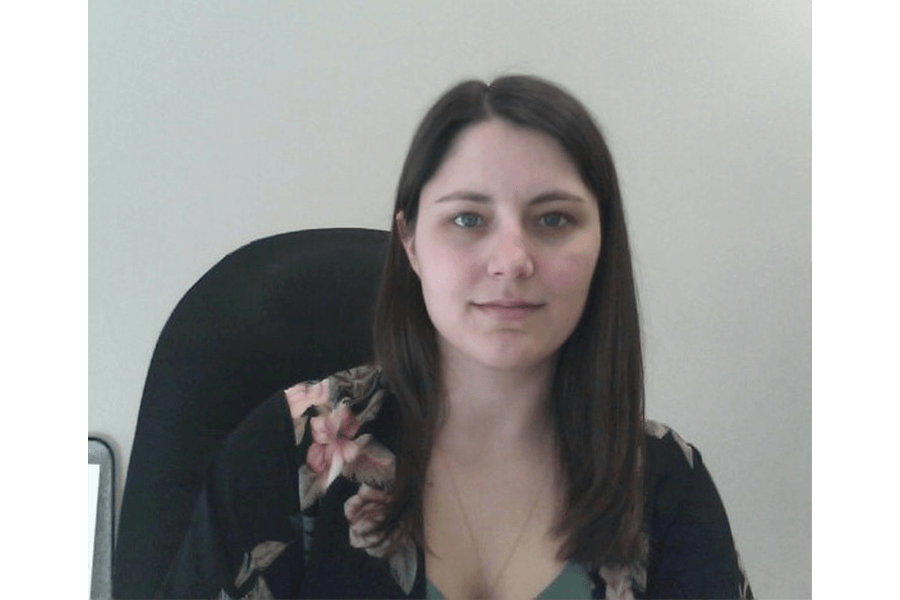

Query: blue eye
left=453, top=213, right=484, bottom=228
left=539, top=213, right=570, bottom=228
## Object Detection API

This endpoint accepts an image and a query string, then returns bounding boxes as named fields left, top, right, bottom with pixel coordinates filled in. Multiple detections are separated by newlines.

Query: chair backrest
left=113, top=228, right=389, bottom=599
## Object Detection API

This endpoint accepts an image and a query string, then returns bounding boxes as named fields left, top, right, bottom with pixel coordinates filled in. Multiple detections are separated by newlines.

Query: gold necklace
left=437, top=448, right=547, bottom=596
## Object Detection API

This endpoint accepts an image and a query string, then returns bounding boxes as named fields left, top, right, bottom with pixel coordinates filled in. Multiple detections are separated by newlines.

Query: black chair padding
left=114, top=228, right=389, bottom=599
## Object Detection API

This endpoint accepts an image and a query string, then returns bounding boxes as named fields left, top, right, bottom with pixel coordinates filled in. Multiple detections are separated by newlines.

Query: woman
left=161, top=75, right=752, bottom=599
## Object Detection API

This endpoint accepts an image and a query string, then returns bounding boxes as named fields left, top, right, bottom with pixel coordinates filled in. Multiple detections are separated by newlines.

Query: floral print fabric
left=285, top=367, right=417, bottom=594
left=161, top=365, right=752, bottom=599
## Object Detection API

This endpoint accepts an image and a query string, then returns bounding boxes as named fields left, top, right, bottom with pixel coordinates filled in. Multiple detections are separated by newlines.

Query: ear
left=396, top=211, right=420, bottom=276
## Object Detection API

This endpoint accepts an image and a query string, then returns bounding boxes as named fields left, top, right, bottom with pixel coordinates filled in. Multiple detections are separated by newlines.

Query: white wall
left=89, top=1, right=810, bottom=596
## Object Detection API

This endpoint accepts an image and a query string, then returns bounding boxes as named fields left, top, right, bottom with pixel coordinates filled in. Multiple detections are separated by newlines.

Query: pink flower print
left=285, top=379, right=331, bottom=445
left=344, top=484, right=392, bottom=557
left=306, top=402, right=362, bottom=489
left=298, top=402, right=396, bottom=510
left=344, top=484, right=418, bottom=594
left=285, top=378, right=331, bottom=420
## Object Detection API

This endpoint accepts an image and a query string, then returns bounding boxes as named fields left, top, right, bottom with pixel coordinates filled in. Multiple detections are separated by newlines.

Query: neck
left=435, top=349, right=557, bottom=463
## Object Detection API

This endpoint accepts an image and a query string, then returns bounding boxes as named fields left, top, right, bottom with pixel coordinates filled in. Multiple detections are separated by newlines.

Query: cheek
left=541, top=247, right=600, bottom=297
left=416, top=241, right=480, bottom=293
left=415, top=252, right=468, bottom=329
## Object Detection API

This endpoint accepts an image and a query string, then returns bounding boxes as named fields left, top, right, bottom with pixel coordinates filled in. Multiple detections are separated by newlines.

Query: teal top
left=425, top=561, right=592, bottom=599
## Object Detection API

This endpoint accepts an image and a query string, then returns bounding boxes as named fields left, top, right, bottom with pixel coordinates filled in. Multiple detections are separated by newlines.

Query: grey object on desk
left=88, top=436, right=116, bottom=599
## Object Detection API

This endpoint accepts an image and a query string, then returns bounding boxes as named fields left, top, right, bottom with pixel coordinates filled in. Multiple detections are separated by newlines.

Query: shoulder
left=284, top=365, right=385, bottom=445
left=639, top=420, right=754, bottom=599
left=643, top=419, right=699, bottom=487
left=285, top=364, right=386, bottom=422
left=209, top=365, right=378, bottom=487
left=641, top=419, right=713, bottom=532
left=644, top=420, right=696, bottom=466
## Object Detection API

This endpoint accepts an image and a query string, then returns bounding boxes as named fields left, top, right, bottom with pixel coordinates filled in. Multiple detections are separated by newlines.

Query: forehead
left=422, top=119, right=586, bottom=200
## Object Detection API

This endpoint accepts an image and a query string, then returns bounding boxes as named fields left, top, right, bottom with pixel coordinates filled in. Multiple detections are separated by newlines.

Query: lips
left=473, top=300, right=544, bottom=321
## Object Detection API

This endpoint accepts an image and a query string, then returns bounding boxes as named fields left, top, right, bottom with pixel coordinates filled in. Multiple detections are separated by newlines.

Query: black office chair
left=113, top=228, right=389, bottom=599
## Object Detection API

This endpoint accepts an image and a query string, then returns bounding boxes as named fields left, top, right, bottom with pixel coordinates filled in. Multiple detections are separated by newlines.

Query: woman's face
left=400, top=119, right=602, bottom=373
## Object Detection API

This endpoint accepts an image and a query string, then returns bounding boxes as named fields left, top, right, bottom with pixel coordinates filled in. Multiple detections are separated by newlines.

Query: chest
left=422, top=454, right=567, bottom=599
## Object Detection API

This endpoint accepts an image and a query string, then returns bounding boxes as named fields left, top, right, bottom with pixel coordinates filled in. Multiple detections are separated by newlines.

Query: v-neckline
left=424, top=560, right=592, bottom=599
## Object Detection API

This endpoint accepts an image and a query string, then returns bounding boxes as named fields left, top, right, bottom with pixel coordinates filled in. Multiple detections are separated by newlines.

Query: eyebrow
left=434, top=190, right=587, bottom=205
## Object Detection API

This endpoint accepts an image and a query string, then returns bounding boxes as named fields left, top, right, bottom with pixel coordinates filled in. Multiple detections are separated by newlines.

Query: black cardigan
left=160, top=366, right=752, bottom=599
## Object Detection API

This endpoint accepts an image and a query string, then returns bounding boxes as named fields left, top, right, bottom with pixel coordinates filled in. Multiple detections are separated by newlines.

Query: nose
left=487, top=225, right=534, bottom=279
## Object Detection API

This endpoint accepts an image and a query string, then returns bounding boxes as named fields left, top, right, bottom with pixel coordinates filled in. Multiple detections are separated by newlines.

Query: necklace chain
left=437, top=448, right=547, bottom=596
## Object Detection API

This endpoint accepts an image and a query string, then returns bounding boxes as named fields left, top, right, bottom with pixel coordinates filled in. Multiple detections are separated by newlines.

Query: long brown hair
left=373, top=75, right=645, bottom=568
